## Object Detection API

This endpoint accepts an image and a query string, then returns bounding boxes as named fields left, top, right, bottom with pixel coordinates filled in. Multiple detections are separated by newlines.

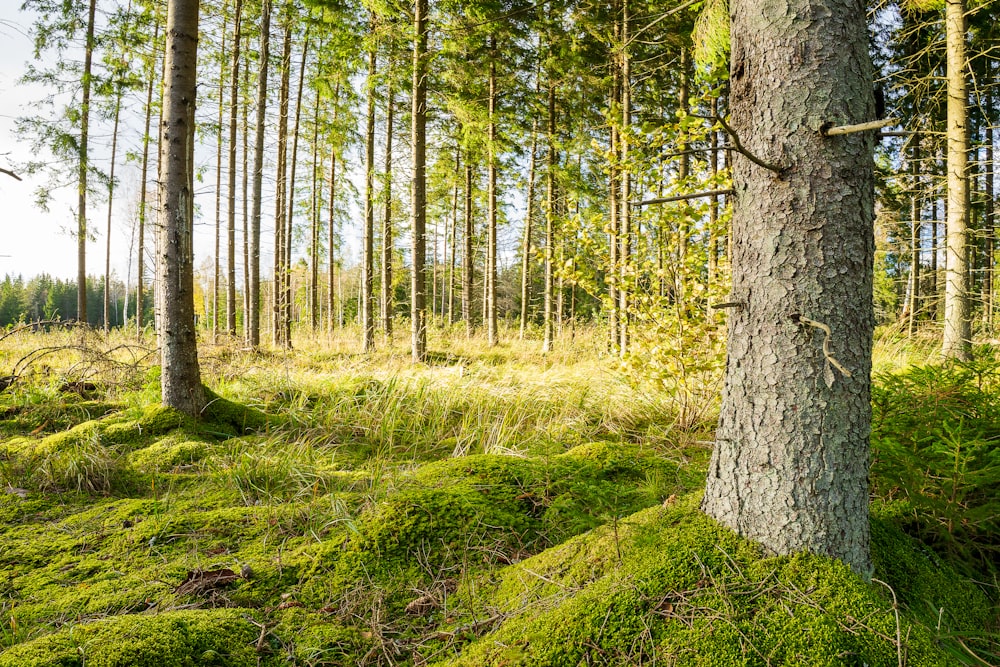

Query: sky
left=0, top=6, right=88, bottom=283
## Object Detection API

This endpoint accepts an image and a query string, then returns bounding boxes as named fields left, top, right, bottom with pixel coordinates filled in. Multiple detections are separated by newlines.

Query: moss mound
left=0, top=609, right=258, bottom=667
left=430, top=495, right=992, bottom=667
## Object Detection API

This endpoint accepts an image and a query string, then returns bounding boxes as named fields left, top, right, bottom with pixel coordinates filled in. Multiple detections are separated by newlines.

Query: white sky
left=0, top=7, right=85, bottom=282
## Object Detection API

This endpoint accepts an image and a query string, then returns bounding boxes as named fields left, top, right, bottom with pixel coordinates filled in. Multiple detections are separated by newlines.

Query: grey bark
left=227, top=0, right=243, bottom=336
left=942, top=0, right=971, bottom=360
left=157, top=0, right=205, bottom=417
left=362, top=32, right=377, bottom=352
left=701, top=0, right=875, bottom=576
left=248, top=0, right=271, bottom=349
left=411, top=0, right=428, bottom=362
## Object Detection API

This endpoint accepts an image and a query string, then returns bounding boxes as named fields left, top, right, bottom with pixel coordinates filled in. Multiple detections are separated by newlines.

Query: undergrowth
left=0, top=326, right=996, bottom=665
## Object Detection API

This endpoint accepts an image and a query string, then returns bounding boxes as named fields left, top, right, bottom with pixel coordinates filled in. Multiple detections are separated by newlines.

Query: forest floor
left=0, top=324, right=996, bottom=666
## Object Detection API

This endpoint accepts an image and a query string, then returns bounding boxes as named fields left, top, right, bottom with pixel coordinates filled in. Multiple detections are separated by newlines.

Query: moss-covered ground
left=0, top=327, right=996, bottom=665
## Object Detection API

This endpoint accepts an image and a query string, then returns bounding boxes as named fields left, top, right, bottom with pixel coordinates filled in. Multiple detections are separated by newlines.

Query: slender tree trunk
left=136, top=20, right=160, bottom=337
left=248, top=0, right=271, bottom=349
left=542, top=73, right=556, bottom=353
left=77, top=0, right=97, bottom=323
left=463, top=162, right=475, bottom=337
left=362, top=29, right=377, bottom=352
left=702, top=0, right=875, bottom=575
left=382, top=76, right=395, bottom=342
left=676, top=48, right=690, bottom=314
left=520, top=119, right=537, bottom=339
left=618, top=0, right=631, bottom=357
left=104, top=93, right=121, bottom=332
left=985, top=83, right=995, bottom=329
left=327, top=85, right=340, bottom=333
left=943, top=0, right=971, bottom=360
left=242, top=48, right=250, bottom=340
left=908, top=137, right=921, bottom=337
left=486, top=35, right=498, bottom=347
left=608, top=43, right=619, bottom=353
left=708, top=95, right=720, bottom=283
left=284, top=31, right=310, bottom=346
left=272, top=19, right=292, bottom=348
left=449, top=146, right=460, bottom=324
left=226, top=0, right=243, bottom=336
left=213, top=10, right=227, bottom=342
left=157, top=0, right=204, bottom=417
left=411, top=0, right=429, bottom=362
left=310, top=82, right=320, bottom=331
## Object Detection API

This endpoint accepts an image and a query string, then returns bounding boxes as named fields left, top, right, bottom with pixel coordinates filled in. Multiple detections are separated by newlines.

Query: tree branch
left=821, top=118, right=897, bottom=137
left=692, top=114, right=786, bottom=174
left=0, top=167, right=22, bottom=181
left=632, top=189, right=733, bottom=207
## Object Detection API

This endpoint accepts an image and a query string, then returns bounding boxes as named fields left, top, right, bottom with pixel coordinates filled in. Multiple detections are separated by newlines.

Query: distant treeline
left=0, top=274, right=149, bottom=328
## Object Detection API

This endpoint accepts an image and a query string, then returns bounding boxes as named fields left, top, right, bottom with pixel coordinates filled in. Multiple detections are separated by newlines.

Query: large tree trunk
left=248, top=0, right=270, bottom=349
left=701, top=0, right=875, bottom=576
left=943, top=0, right=971, bottom=360
left=157, top=0, right=204, bottom=417
left=411, top=0, right=428, bottom=362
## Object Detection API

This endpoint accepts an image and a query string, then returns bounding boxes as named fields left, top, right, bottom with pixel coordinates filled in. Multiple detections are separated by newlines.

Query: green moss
left=127, top=436, right=210, bottom=472
left=433, top=495, right=991, bottom=667
left=0, top=609, right=259, bottom=667
left=201, top=387, right=270, bottom=434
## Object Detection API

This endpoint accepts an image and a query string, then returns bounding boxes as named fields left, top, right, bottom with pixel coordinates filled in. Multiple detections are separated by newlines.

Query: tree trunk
left=449, top=145, right=460, bottom=324
left=520, top=118, right=537, bottom=339
left=907, top=137, right=921, bottom=337
left=985, top=79, right=995, bottom=330
left=411, top=0, right=428, bottom=362
left=104, top=93, right=121, bottom=332
left=382, top=76, right=395, bottom=342
left=310, top=80, right=320, bottom=331
left=362, top=28, right=377, bottom=353
left=226, top=0, right=243, bottom=336
left=248, top=0, right=271, bottom=349
left=157, top=0, right=205, bottom=417
left=76, top=0, right=97, bottom=323
left=463, top=161, right=474, bottom=337
left=701, top=0, right=875, bottom=576
left=486, top=35, right=498, bottom=347
left=272, top=18, right=292, bottom=347
left=542, top=73, right=556, bottom=353
left=284, top=30, right=310, bottom=346
left=618, top=0, right=631, bottom=357
left=136, top=20, right=160, bottom=337
left=213, top=9, right=227, bottom=342
left=328, top=85, right=340, bottom=334
left=943, top=0, right=971, bottom=360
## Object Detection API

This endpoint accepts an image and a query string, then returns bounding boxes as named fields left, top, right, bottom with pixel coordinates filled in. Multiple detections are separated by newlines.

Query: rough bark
left=411, top=0, right=428, bottom=362
left=943, top=0, right=971, bottom=360
left=157, top=0, right=205, bottom=417
left=701, top=0, right=875, bottom=576
left=136, top=20, right=160, bottom=337
left=486, top=35, right=498, bottom=347
left=227, top=0, right=243, bottom=336
left=248, top=0, right=270, bottom=349
left=77, top=0, right=97, bottom=323
left=362, top=31, right=377, bottom=352
left=382, top=77, right=395, bottom=342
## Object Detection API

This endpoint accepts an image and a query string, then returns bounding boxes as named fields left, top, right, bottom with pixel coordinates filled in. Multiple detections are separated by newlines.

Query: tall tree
left=248, top=0, right=271, bottom=348
left=362, top=19, right=377, bottom=353
left=701, top=0, right=875, bottom=575
left=157, top=0, right=205, bottom=417
left=382, top=68, right=395, bottom=342
left=942, top=0, right=971, bottom=360
left=226, top=0, right=244, bottom=336
left=411, top=0, right=429, bottom=362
